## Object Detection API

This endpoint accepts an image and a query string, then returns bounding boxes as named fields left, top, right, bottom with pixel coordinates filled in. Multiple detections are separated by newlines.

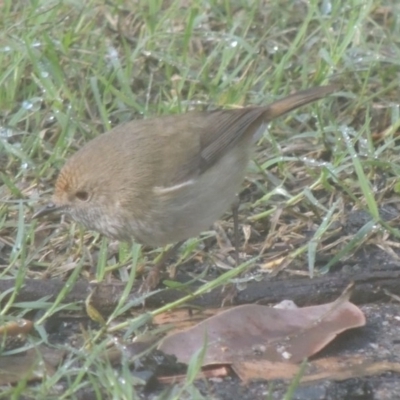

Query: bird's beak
left=32, top=202, right=63, bottom=220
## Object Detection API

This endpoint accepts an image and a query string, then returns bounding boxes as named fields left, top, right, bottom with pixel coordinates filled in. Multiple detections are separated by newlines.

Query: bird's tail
left=265, top=84, right=338, bottom=120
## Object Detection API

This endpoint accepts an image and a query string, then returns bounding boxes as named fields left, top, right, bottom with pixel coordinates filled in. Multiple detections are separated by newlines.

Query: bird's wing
left=198, top=107, right=266, bottom=172
left=156, top=85, right=337, bottom=188
left=156, top=107, right=265, bottom=187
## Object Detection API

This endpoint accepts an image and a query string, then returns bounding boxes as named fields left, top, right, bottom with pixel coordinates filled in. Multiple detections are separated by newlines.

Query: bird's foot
left=139, top=266, right=162, bottom=293
left=221, top=283, right=238, bottom=306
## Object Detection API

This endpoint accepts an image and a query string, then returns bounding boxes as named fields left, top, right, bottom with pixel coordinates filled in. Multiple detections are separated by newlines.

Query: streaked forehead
left=54, top=162, right=77, bottom=196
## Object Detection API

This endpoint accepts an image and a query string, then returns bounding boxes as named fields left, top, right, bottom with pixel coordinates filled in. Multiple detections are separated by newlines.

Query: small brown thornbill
left=33, top=84, right=338, bottom=288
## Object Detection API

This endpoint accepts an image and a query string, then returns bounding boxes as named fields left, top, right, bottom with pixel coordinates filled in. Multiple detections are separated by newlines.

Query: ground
left=1, top=0, right=400, bottom=398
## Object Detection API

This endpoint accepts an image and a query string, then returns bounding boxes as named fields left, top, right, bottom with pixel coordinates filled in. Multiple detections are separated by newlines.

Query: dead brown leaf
left=233, top=356, right=400, bottom=383
left=0, top=345, right=65, bottom=385
left=159, top=294, right=365, bottom=366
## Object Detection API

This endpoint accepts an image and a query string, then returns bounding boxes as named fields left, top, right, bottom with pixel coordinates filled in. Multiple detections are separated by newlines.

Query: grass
left=1, top=0, right=400, bottom=398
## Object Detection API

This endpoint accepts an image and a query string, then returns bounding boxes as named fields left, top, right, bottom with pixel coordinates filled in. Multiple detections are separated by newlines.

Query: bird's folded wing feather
left=157, top=108, right=266, bottom=187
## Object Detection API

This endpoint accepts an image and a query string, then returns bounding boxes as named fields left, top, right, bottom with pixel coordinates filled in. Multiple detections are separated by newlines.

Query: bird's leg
left=231, top=194, right=241, bottom=264
left=139, top=241, right=184, bottom=292
left=221, top=194, right=241, bottom=306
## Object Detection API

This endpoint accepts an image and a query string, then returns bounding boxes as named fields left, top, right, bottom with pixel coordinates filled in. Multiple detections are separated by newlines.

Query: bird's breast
left=124, top=144, right=251, bottom=247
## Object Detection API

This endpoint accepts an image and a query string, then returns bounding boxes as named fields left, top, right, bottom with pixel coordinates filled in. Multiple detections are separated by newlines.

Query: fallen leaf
left=0, top=345, right=65, bottom=385
left=233, top=356, right=400, bottom=383
left=159, top=294, right=365, bottom=366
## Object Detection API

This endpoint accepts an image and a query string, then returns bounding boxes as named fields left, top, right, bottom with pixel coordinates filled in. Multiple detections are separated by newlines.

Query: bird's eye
left=75, top=190, right=90, bottom=202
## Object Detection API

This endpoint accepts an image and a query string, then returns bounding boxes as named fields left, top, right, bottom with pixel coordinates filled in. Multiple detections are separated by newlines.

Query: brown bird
left=33, top=85, right=336, bottom=285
